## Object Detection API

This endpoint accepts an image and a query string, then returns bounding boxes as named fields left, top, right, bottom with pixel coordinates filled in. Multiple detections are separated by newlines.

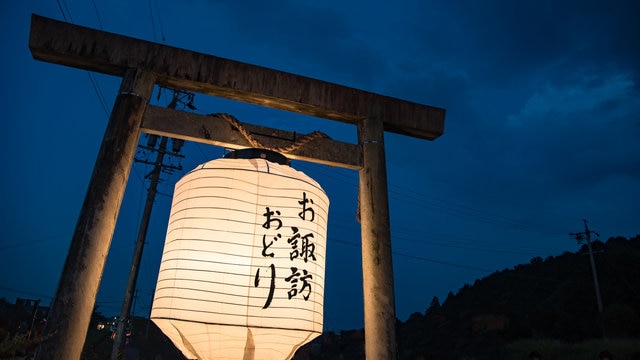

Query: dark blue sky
left=1, top=0, right=639, bottom=332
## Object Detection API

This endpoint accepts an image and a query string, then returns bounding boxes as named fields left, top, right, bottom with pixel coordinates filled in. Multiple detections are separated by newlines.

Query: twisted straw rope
left=212, top=113, right=329, bottom=153
left=212, top=113, right=365, bottom=222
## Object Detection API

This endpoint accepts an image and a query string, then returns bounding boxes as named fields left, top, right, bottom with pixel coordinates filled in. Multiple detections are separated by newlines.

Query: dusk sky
left=1, top=0, right=639, bottom=333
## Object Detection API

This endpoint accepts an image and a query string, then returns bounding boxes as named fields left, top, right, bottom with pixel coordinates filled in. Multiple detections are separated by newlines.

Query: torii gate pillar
left=358, top=113, right=397, bottom=359
left=36, top=68, right=155, bottom=359
left=29, top=14, right=445, bottom=360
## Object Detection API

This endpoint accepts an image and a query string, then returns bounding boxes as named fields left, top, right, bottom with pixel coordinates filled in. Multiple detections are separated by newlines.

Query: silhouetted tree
left=426, top=296, right=441, bottom=316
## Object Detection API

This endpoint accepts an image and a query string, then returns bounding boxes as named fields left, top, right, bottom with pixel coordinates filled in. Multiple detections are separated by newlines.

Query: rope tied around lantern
left=211, top=113, right=330, bottom=153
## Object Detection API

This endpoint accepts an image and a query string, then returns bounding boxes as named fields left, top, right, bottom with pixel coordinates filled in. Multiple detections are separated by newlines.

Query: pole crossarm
left=29, top=14, right=445, bottom=141
left=141, top=105, right=362, bottom=169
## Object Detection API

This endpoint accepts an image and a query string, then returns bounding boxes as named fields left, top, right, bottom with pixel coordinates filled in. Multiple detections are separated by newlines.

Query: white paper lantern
left=151, top=152, right=329, bottom=360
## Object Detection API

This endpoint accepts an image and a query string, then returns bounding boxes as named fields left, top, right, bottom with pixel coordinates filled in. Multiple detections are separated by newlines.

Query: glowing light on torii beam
left=28, top=14, right=445, bottom=360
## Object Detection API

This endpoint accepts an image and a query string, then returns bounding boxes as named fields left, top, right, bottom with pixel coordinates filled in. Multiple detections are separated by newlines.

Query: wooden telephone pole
left=570, top=219, right=605, bottom=338
left=111, top=90, right=186, bottom=359
left=29, top=14, right=445, bottom=359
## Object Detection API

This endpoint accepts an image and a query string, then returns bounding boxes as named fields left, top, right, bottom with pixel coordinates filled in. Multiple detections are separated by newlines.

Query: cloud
left=508, top=72, right=636, bottom=127
left=401, top=0, right=640, bottom=91
left=505, top=70, right=640, bottom=189
left=190, top=0, right=389, bottom=88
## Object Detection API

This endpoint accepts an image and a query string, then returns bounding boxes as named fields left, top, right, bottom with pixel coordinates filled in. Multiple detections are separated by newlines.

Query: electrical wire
left=155, top=0, right=167, bottom=42
left=147, top=0, right=167, bottom=42
left=328, top=212, right=551, bottom=256
left=91, top=0, right=104, bottom=29
left=55, top=0, right=68, bottom=22
left=298, top=169, right=569, bottom=257
left=147, top=0, right=157, bottom=41
left=0, top=234, right=68, bottom=250
left=600, top=246, right=640, bottom=300
left=388, top=184, right=571, bottom=235
left=329, top=237, right=592, bottom=284
left=328, top=207, right=557, bottom=255
left=56, top=0, right=73, bottom=23
left=298, top=161, right=572, bottom=237
left=86, top=72, right=110, bottom=119
left=53, top=0, right=111, bottom=120
left=0, top=286, right=53, bottom=300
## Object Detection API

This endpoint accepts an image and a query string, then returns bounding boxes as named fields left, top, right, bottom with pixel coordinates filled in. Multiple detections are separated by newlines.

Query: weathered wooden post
left=358, top=111, right=397, bottom=358
left=34, top=69, right=155, bottom=359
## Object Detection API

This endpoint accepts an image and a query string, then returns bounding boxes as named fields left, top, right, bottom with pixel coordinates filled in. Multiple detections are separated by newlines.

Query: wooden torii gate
left=29, top=14, right=445, bottom=360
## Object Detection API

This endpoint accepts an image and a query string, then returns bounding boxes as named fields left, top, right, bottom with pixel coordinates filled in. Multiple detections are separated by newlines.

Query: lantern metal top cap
left=224, top=148, right=290, bottom=165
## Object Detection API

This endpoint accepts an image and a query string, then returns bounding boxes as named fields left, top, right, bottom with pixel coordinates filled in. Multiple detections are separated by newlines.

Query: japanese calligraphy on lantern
left=151, top=156, right=329, bottom=360
left=254, top=192, right=319, bottom=309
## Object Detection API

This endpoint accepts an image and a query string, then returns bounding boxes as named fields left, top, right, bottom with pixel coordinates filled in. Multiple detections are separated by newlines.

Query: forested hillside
left=294, top=235, right=640, bottom=359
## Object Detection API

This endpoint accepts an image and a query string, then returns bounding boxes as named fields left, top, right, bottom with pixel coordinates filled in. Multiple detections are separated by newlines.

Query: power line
left=600, top=250, right=640, bottom=300
left=155, top=0, right=167, bottom=42
left=91, top=0, right=104, bottom=29
left=0, top=234, right=67, bottom=250
left=112, top=90, right=190, bottom=357
left=329, top=237, right=593, bottom=285
left=53, top=0, right=110, bottom=120
left=147, top=0, right=157, bottom=41
left=86, top=72, right=110, bottom=119
left=56, top=0, right=73, bottom=23
left=388, top=184, right=570, bottom=235
left=392, top=233, right=545, bottom=256
left=328, top=215, right=550, bottom=255
left=0, top=286, right=53, bottom=300
left=147, top=0, right=167, bottom=42
left=298, top=161, right=570, bottom=237
left=55, top=0, right=68, bottom=22
left=297, top=167, right=568, bottom=259
left=85, top=0, right=110, bottom=119
left=330, top=237, right=490, bottom=272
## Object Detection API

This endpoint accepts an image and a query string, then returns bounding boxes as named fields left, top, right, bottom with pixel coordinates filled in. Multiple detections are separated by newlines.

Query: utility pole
left=570, top=219, right=605, bottom=338
left=111, top=90, right=187, bottom=359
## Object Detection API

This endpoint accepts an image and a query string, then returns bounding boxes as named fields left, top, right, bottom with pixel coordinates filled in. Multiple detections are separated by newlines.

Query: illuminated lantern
left=151, top=149, right=329, bottom=360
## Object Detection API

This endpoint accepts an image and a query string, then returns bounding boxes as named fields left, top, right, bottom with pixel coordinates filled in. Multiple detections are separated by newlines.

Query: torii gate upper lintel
left=29, top=14, right=445, bottom=360
left=29, top=14, right=444, bottom=141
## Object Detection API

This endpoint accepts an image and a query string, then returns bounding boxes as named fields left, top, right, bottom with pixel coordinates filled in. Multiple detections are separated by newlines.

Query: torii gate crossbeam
left=29, top=14, right=445, bottom=360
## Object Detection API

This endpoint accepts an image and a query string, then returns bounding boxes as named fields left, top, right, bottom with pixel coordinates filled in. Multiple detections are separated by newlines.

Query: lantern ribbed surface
left=151, top=157, right=329, bottom=360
